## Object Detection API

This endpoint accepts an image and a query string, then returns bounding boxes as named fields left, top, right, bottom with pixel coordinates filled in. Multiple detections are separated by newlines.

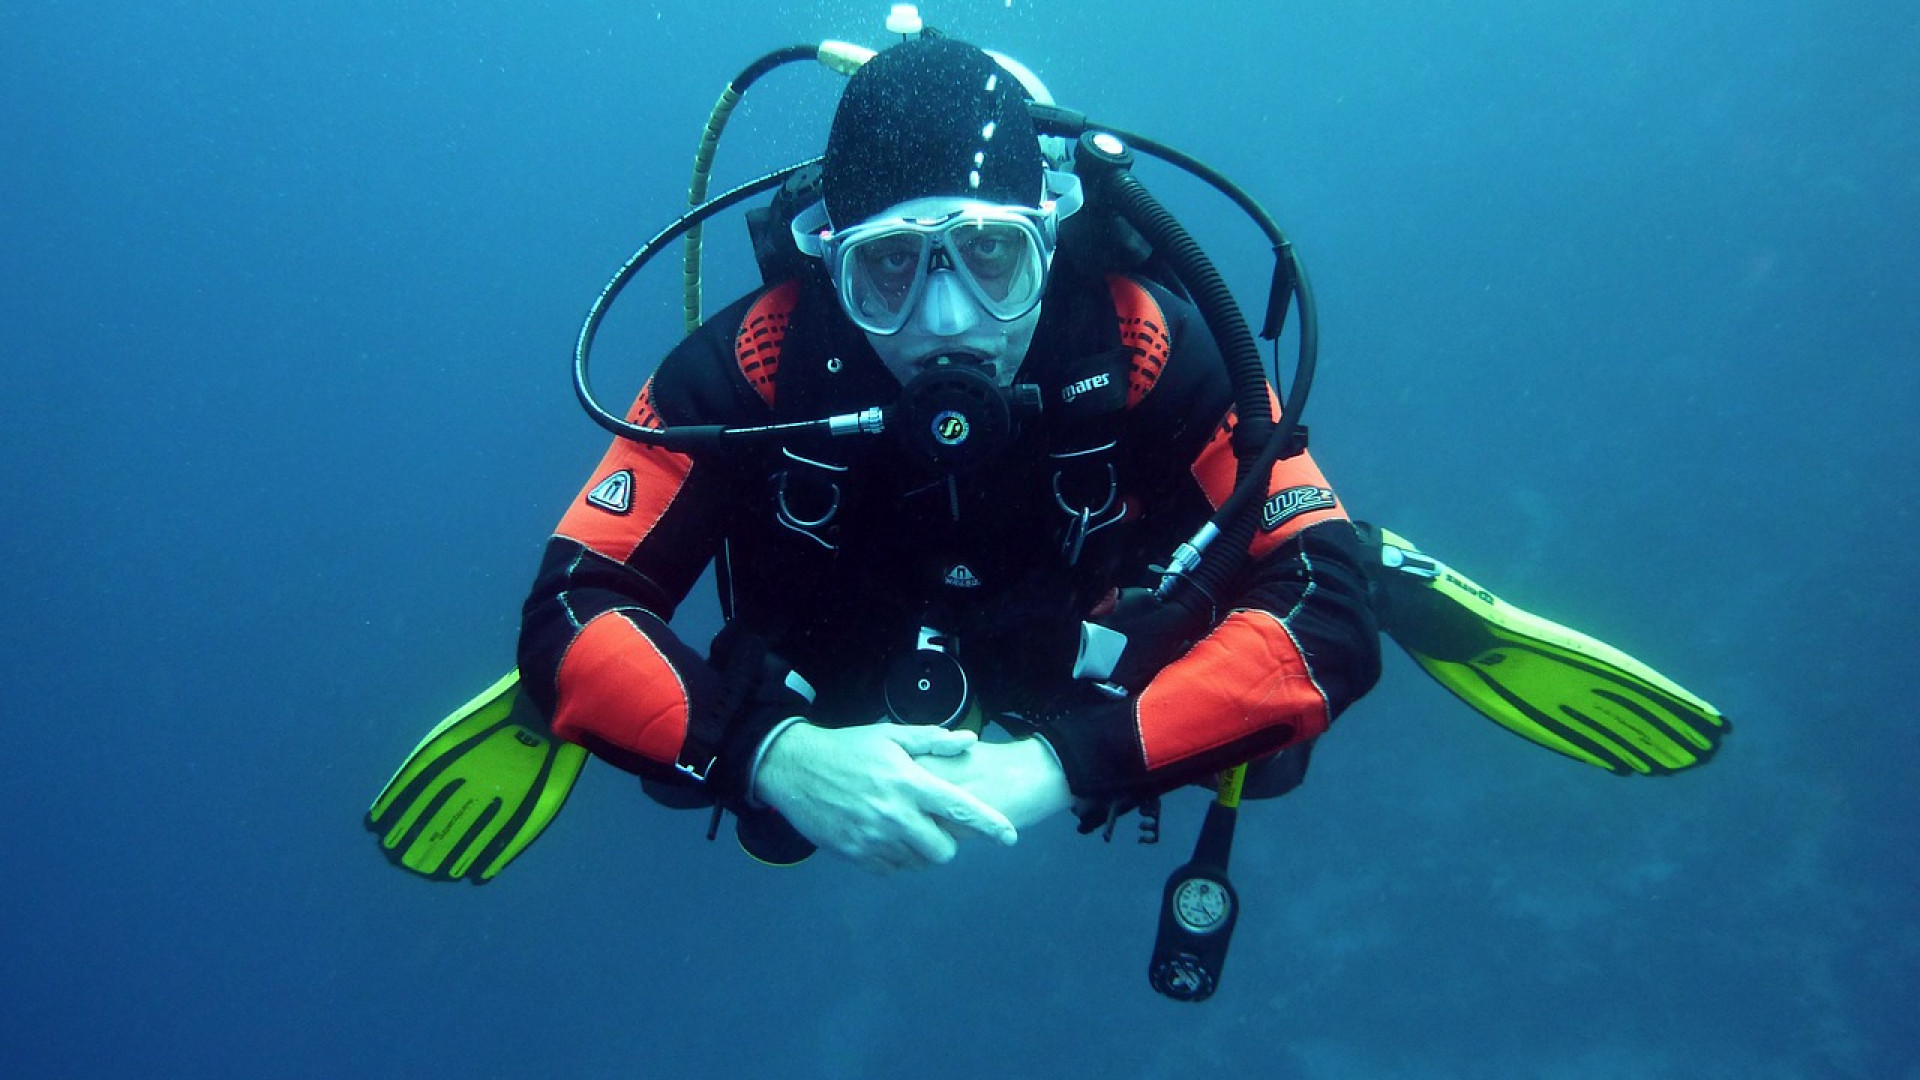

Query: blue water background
left=4, top=1, right=1916, bottom=1077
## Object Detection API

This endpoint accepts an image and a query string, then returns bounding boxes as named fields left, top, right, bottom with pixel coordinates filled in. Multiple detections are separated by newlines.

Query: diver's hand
left=751, top=722, right=1019, bottom=872
left=915, top=736, right=1074, bottom=831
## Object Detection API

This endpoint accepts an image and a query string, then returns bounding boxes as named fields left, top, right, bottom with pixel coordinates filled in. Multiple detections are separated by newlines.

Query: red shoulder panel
left=733, top=279, right=801, bottom=409
left=1106, top=275, right=1171, bottom=408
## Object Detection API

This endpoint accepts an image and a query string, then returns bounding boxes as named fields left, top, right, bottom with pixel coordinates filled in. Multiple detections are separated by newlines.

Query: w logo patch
left=586, top=470, right=633, bottom=514
left=1261, top=486, right=1335, bottom=532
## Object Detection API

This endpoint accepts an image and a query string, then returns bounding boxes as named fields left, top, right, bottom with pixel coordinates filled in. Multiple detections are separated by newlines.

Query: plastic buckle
left=1380, top=543, right=1443, bottom=581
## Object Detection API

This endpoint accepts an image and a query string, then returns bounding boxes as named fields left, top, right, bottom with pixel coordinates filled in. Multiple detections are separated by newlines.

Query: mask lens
left=841, top=230, right=930, bottom=332
left=951, top=221, right=1043, bottom=312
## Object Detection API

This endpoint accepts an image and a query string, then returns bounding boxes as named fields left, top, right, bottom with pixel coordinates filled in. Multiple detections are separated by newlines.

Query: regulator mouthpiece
left=891, top=359, right=1040, bottom=473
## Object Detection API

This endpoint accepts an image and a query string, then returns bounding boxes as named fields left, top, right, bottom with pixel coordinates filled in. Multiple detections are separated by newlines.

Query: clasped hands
left=750, top=719, right=1072, bottom=873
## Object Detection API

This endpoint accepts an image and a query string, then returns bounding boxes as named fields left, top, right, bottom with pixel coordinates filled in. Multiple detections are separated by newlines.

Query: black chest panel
left=726, top=433, right=1144, bottom=720
left=712, top=276, right=1196, bottom=720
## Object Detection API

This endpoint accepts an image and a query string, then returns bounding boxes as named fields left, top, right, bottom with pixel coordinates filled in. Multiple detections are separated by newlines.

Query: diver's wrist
left=745, top=716, right=810, bottom=809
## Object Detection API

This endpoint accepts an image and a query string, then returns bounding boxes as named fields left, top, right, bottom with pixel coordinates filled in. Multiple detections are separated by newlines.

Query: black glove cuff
left=694, top=624, right=814, bottom=809
left=1026, top=689, right=1149, bottom=801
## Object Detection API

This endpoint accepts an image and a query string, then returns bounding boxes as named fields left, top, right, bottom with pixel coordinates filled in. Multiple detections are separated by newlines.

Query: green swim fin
left=367, top=669, right=587, bottom=882
left=1357, top=523, right=1729, bottom=775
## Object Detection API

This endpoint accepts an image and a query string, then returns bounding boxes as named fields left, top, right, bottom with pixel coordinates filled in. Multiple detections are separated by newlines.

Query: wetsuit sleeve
left=1119, top=516, right=1380, bottom=793
left=516, top=290, right=796, bottom=805
left=1030, top=286, right=1382, bottom=800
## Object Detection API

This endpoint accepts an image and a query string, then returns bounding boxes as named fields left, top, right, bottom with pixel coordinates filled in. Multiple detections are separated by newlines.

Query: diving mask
left=794, top=171, right=1084, bottom=337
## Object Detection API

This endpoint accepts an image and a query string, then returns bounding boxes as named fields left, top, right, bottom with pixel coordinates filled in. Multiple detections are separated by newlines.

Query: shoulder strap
left=1035, top=274, right=1177, bottom=565
left=1039, top=274, right=1167, bottom=438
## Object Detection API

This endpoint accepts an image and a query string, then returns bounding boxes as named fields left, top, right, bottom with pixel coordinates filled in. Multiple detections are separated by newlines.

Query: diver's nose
left=911, top=270, right=982, bottom=337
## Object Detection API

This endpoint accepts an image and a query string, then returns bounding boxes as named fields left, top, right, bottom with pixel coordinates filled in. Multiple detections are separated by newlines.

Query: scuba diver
left=370, top=14, right=1726, bottom=1002
left=518, top=34, right=1380, bottom=870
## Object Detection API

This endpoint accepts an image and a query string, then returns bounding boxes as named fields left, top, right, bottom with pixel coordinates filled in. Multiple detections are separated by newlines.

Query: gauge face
left=1172, top=876, right=1232, bottom=934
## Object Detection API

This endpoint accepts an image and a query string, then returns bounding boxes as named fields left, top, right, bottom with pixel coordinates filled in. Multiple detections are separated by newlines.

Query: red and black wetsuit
left=517, top=270, right=1380, bottom=821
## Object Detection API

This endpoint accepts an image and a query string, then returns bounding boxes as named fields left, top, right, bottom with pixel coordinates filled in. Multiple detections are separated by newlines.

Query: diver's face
left=840, top=197, right=1046, bottom=389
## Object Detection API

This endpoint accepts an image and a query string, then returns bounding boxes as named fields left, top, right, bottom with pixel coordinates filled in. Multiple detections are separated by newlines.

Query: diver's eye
left=955, top=223, right=1028, bottom=281
left=855, top=236, right=923, bottom=282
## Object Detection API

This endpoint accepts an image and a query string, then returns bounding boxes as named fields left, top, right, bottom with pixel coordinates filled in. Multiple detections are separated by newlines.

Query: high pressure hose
left=1064, top=131, right=1278, bottom=617
left=1053, top=129, right=1309, bottom=1005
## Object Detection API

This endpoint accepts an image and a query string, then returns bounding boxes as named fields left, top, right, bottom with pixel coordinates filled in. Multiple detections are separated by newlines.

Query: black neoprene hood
left=822, top=36, right=1045, bottom=229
